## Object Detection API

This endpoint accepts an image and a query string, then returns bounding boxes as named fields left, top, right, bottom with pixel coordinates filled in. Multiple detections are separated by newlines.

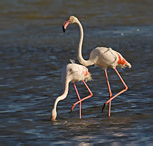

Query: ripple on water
left=0, top=0, right=153, bottom=145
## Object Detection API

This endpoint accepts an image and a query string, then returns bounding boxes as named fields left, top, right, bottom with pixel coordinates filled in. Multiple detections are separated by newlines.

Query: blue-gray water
left=0, top=0, right=153, bottom=145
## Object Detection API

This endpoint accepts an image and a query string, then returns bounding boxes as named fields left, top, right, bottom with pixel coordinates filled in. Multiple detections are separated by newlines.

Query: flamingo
left=51, top=61, right=93, bottom=121
left=63, top=16, right=131, bottom=117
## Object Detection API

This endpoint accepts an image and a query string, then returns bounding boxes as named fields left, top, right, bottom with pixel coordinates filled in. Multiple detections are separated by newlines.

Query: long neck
left=53, top=78, right=70, bottom=112
left=77, top=20, right=94, bottom=66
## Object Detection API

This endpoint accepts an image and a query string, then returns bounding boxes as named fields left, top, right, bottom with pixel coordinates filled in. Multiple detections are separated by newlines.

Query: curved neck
left=53, top=78, right=70, bottom=112
left=77, top=20, right=84, bottom=63
left=76, top=20, right=95, bottom=66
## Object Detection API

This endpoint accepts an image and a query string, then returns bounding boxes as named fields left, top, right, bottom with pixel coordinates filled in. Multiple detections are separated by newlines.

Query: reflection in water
left=0, top=0, right=153, bottom=145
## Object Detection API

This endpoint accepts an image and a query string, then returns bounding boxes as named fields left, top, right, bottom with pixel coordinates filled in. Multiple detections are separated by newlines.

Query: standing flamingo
left=63, top=16, right=131, bottom=116
left=51, top=61, right=93, bottom=121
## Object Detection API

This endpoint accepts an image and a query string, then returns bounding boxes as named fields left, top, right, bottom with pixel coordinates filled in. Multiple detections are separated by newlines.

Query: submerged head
left=51, top=108, right=57, bottom=121
left=62, top=16, right=79, bottom=32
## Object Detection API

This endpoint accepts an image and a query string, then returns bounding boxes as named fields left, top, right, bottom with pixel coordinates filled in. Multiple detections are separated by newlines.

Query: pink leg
left=102, top=68, right=128, bottom=113
left=71, top=80, right=93, bottom=113
left=104, top=70, right=112, bottom=116
left=73, top=82, right=82, bottom=119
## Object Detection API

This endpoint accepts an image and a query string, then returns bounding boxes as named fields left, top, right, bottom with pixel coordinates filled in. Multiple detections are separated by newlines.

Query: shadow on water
left=49, top=112, right=152, bottom=144
left=0, top=0, right=153, bottom=145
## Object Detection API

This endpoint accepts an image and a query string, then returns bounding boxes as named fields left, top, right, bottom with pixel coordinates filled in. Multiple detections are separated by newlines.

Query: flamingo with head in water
left=63, top=16, right=131, bottom=116
left=51, top=61, right=93, bottom=121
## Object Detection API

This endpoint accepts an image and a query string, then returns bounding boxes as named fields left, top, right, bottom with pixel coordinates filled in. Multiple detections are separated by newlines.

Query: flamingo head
left=51, top=108, right=57, bottom=121
left=62, top=16, right=78, bottom=32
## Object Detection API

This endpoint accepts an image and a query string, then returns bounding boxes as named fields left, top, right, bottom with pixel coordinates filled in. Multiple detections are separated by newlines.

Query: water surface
left=0, top=0, right=153, bottom=145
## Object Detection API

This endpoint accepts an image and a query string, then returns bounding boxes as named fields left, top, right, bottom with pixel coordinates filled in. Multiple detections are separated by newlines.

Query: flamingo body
left=62, top=63, right=92, bottom=83
left=88, top=47, right=131, bottom=70
left=51, top=62, right=92, bottom=121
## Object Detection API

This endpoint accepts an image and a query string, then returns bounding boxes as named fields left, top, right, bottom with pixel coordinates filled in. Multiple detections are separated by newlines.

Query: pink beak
left=62, top=19, right=70, bottom=32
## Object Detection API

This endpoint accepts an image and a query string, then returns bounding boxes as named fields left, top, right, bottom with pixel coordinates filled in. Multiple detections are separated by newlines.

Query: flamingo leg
left=102, top=68, right=128, bottom=114
left=73, top=82, right=82, bottom=119
left=71, top=80, right=93, bottom=113
left=104, top=70, right=112, bottom=116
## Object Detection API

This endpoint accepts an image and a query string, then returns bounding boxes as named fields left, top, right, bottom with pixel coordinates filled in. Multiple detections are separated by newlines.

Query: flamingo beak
left=62, top=19, right=70, bottom=32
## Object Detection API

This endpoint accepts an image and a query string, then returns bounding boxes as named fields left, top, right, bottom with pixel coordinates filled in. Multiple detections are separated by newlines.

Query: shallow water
left=0, top=0, right=153, bottom=145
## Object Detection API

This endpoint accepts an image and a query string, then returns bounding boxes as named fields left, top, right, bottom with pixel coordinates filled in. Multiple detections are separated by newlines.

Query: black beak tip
left=62, top=26, right=65, bottom=33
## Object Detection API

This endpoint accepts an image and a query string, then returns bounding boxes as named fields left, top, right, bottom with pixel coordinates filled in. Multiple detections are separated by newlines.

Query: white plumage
left=61, top=62, right=92, bottom=83
left=51, top=62, right=92, bottom=121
